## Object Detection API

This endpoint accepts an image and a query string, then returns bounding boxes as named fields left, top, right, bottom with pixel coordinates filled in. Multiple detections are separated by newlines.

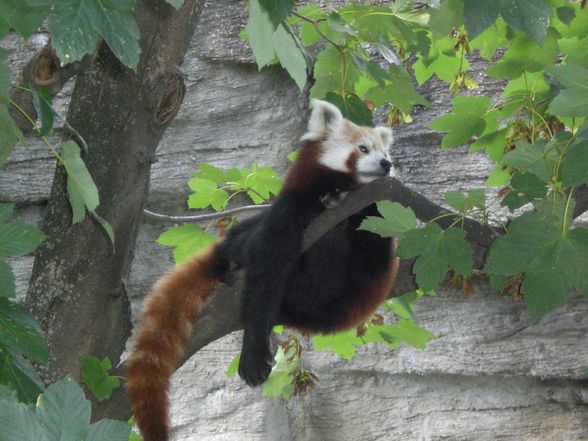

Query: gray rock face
left=168, top=288, right=588, bottom=441
left=2, top=1, right=587, bottom=440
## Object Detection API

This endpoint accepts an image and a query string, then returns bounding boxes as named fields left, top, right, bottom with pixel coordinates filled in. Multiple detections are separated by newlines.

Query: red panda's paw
left=238, top=345, right=273, bottom=387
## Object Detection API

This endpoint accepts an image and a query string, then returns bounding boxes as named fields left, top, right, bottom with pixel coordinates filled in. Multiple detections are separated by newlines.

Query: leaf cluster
left=245, top=1, right=430, bottom=125
left=0, top=203, right=47, bottom=402
left=157, top=163, right=282, bottom=263
left=226, top=292, right=435, bottom=399
left=0, top=377, right=131, bottom=441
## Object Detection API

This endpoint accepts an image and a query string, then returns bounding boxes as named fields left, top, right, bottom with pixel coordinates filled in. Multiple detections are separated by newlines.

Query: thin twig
left=291, top=10, right=342, bottom=50
left=143, top=204, right=271, bottom=222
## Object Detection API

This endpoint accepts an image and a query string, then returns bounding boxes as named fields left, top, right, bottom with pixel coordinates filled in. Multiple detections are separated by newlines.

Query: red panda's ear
left=375, top=127, right=393, bottom=147
left=301, top=99, right=343, bottom=141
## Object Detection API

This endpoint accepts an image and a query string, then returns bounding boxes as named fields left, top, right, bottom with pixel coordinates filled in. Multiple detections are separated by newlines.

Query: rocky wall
left=1, top=1, right=586, bottom=440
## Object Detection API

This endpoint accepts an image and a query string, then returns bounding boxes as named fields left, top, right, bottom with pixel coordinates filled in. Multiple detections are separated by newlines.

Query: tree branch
left=98, top=176, right=498, bottom=420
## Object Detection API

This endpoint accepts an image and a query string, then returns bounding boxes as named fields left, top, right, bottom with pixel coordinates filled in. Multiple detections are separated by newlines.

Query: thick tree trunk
left=25, top=0, right=205, bottom=388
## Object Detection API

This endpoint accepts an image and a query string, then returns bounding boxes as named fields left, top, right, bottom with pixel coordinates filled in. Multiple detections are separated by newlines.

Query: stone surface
left=167, top=288, right=588, bottom=441
left=1, top=1, right=587, bottom=440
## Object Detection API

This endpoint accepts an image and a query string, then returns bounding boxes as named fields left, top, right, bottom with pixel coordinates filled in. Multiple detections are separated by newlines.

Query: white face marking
left=301, top=100, right=395, bottom=182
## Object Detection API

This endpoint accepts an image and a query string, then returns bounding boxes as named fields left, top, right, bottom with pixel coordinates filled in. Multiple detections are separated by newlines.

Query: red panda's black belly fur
left=278, top=204, right=394, bottom=333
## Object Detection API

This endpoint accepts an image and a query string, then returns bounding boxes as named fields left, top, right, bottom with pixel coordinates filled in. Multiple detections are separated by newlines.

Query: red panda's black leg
left=237, top=236, right=301, bottom=386
left=237, top=199, right=306, bottom=386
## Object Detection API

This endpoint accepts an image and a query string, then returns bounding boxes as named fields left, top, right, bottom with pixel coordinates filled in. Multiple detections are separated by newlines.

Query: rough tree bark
left=24, top=0, right=205, bottom=388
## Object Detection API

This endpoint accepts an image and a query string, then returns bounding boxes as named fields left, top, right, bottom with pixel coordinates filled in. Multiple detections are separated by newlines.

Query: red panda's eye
left=359, top=145, right=369, bottom=153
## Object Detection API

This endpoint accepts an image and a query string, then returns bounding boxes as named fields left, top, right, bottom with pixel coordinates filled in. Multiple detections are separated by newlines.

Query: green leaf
left=486, top=163, right=511, bottom=186
left=272, top=24, right=308, bottom=91
left=485, top=211, right=588, bottom=320
left=444, top=191, right=469, bottom=212
left=188, top=178, right=229, bottom=212
left=443, top=188, right=485, bottom=212
left=294, top=4, right=330, bottom=46
left=86, top=419, right=131, bottom=441
left=0, top=350, right=45, bottom=403
left=561, top=140, right=588, bottom=186
left=470, top=18, right=509, bottom=60
left=558, top=36, right=588, bottom=67
left=0, top=0, right=47, bottom=37
left=0, top=383, right=18, bottom=402
left=91, top=212, right=115, bottom=247
left=363, top=64, right=429, bottom=114
left=47, top=0, right=141, bottom=69
left=32, top=88, right=54, bottom=136
left=0, top=203, right=14, bottom=223
left=502, top=172, right=547, bottom=210
left=310, top=45, right=358, bottom=99
left=0, top=49, right=10, bottom=97
left=262, top=345, right=296, bottom=398
left=463, top=0, right=499, bottom=38
left=0, top=16, right=8, bottom=37
left=378, top=319, right=435, bottom=349
left=324, top=92, right=373, bottom=126
left=427, top=0, right=463, bottom=38
left=313, top=329, right=362, bottom=360
left=556, top=5, right=576, bottom=26
left=80, top=356, right=120, bottom=402
left=225, top=354, right=240, bottom=377
left=238, top=163, right=282, bottom=203
left=502, top=139, right=558, bottom=182
left=398, top=223, right=473, bottom=291
left=245, top=0, right=276, bottom=67
left=499, top=0, right=551, bottom=44
left=245, top=0, right=307, bottom=90
left=287, top=150, right=298, bottom=162
left=0, top=105, right=24, bottom=166
left=384, top=291, right=420, bottom=320
left=164, top=0, right=184, bottom=9
left=358, top=201, right=417, bottom=239
left=327, top=11, right=359, bottom=36
left=412, top=37, right=469, bottom=84
left=157, top=224, right=216, bottom=264
left=0, top=297, right=48, bottom=363
left=547, top=63, right=588, bottom=117
left=196, top=163, right=227, bottom=183
left=430, top=96, right=492, bottom=148
left=487, top=28, right=559, bottom=79
left=562, top=5, right=588, bottom=39
left=0, top=259, right=15, bottom=298
left=0, top=221, right=46, bottom=258
left=36, top=376, right=91, bottom=441
left=60, top=140, right=99, bottom=221
left=258, top=0, right=295, bottom=27
left=0, top=399, right=48, bottom=441
left=337, top=4, right=427, bottom=45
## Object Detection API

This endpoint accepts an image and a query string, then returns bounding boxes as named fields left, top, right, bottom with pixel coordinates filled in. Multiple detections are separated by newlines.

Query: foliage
left=158, top=163, right=281, bottom=263
left=0, top=204, right=47, bottom=403
left=80, top=356, right=121, bottom=402
left=245, top=0, right=429, bottom=123
left=227, top=292, right=435, bottom=399
left=242, top=0, right=588, bottom=322
left=0, top=376, right=132, bottom=441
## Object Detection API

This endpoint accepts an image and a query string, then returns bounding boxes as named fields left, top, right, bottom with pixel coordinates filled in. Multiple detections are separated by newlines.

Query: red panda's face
left=301, top=100, right=394, bottom=184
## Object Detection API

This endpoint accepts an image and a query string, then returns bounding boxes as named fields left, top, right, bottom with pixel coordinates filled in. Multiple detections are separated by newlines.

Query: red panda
left=126, top=99, right=397, bottom=441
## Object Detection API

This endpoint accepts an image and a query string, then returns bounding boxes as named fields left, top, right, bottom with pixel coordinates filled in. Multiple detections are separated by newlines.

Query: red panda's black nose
left=380, top=159, right=392, bottom=173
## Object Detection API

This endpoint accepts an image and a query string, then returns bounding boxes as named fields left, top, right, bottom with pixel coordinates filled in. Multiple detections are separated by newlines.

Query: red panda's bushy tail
left=126, top=243, right=223, bottom=441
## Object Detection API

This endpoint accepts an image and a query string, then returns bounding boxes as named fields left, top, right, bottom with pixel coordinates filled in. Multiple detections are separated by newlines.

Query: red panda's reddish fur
left=126, top=100, right=396, bottom=441
left=125, top=244, right=222, bottom=441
